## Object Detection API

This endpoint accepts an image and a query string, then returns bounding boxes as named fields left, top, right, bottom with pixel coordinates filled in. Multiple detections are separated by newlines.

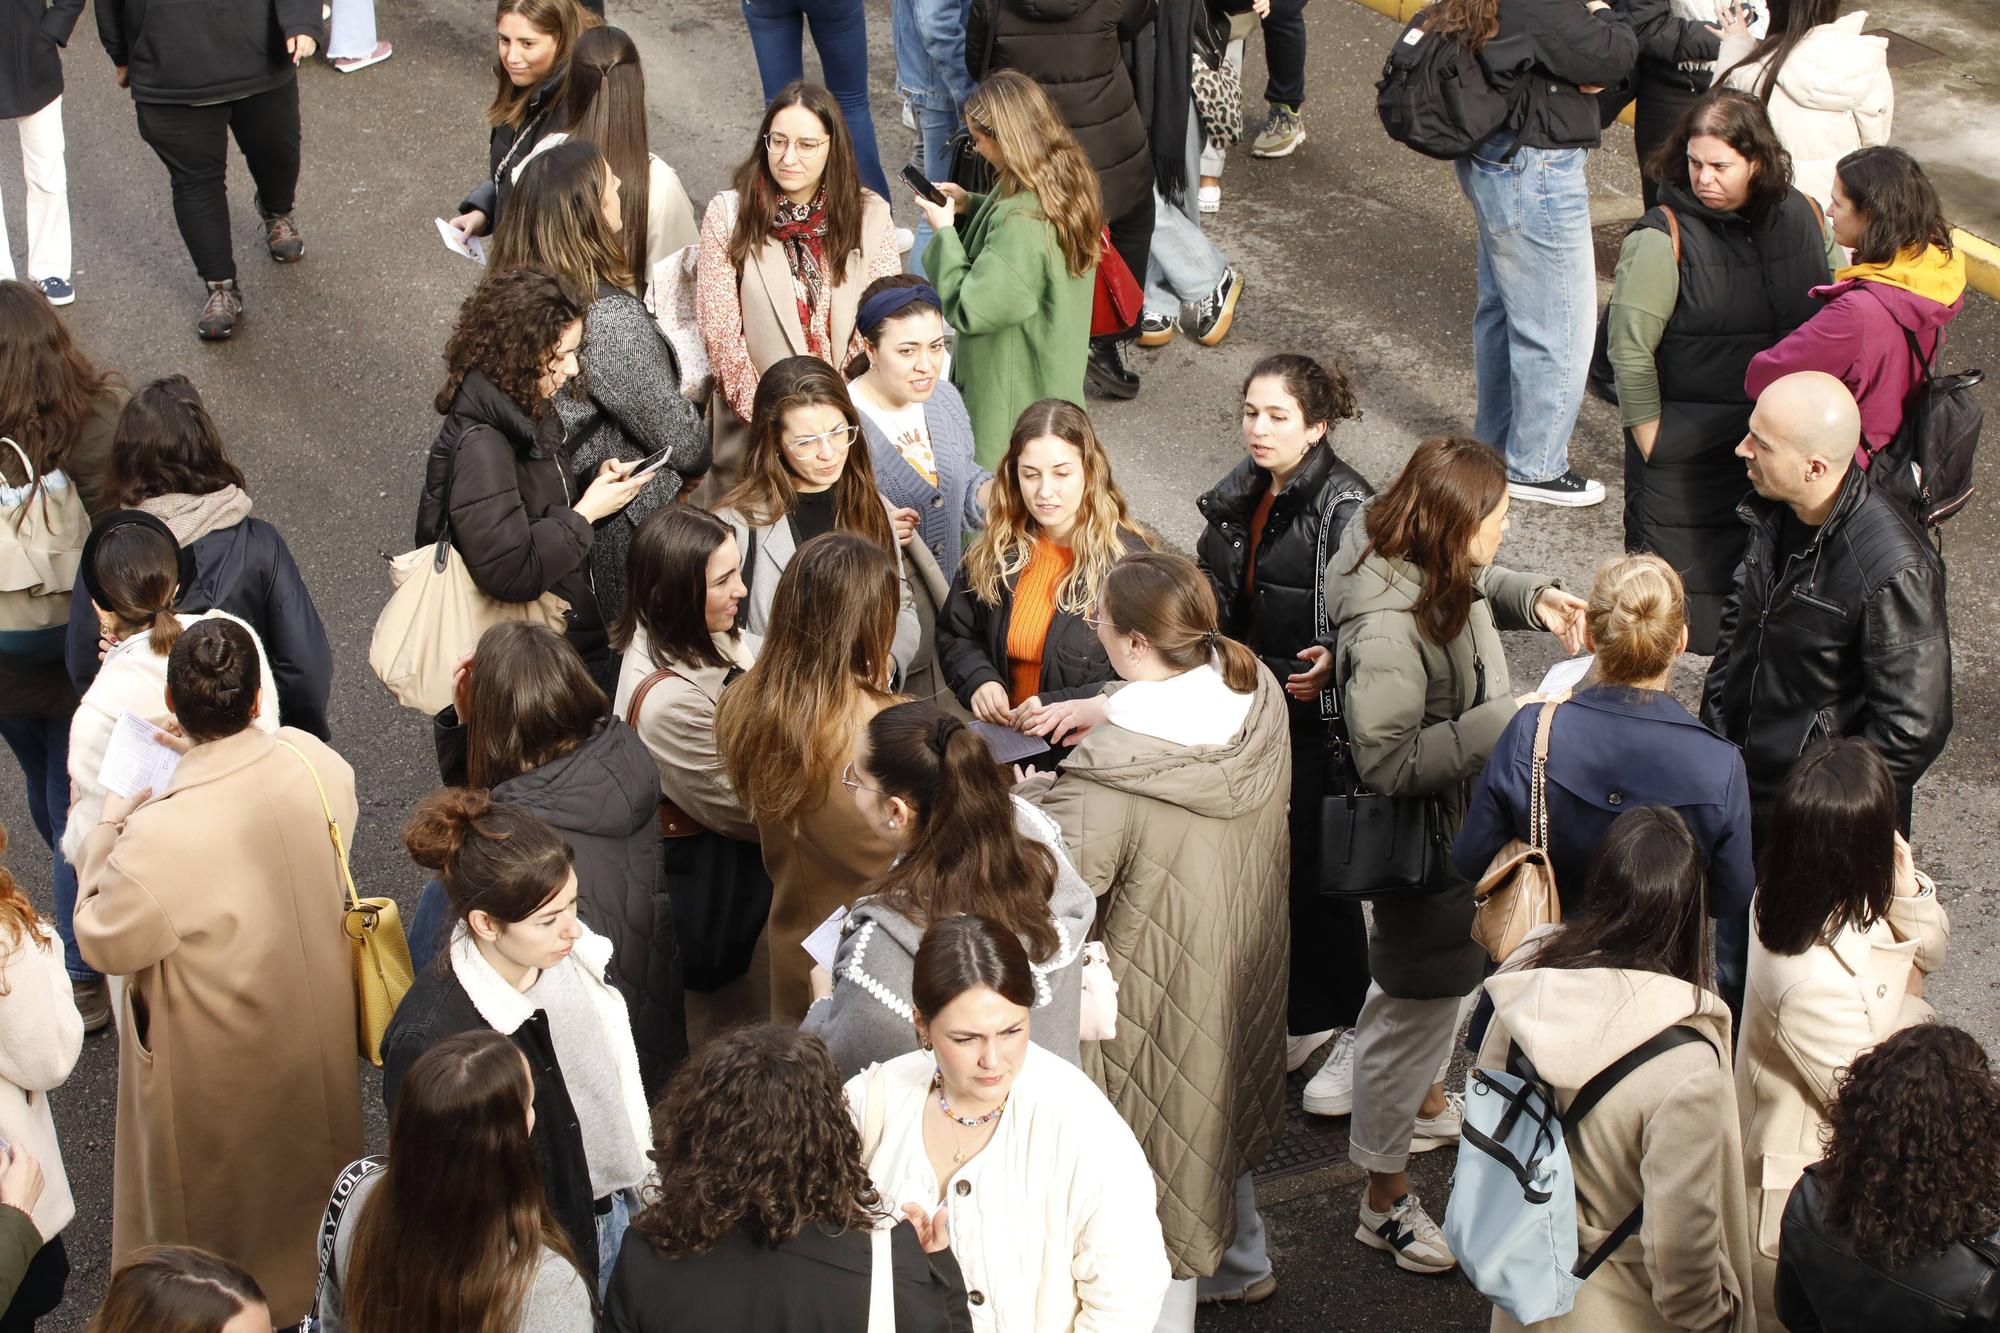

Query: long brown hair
left=0, top=825, right=48, bottom=998
left=717, top=356, right=897, bottom=554
left=87, top=1247, right=265, bottom=1333
left=486, top=0, right=594, bottom=130
left=1719, top=0, right=1841, bottom=104
left=344, top=1030, right=589, bottom=1332
left=403, top=788, right=576, bottom=933
left=632, top=1025, right=882, bottom=1255
left=610, top=505, right=738, bottom=672
left=461, top=622, right=606, bottom=789
left=860, top=703, right=1060, bottom=960
left=559, top=25, right=654, bottom=282
left=489, top=138, right=634, bottom=294
left=88, top=521, right=185, bottom=658
left=1754, top=738, right=1898, bottom=955
left=963, top=71, right=1103, bottom=277
left=1099, top=551, right=1262, bottom=693
left=728, top=83, right=867, bottom=278
left=110, top=377, right=247, bottom=508
left=716, top=533, right=899, bottom=830
left=1525, top=806, right=1714, bottom=989
left=913, top=915, right=1037, bottom=1016
left=1421, top=0, right=1501, bottom=49
left=436, top=268, right=585, bottom=419
left=1355, top=435, right=1508, bottom=646
left=961, top=399, right=1152, bottom=613
left=0, top=280, right=117, bottom=506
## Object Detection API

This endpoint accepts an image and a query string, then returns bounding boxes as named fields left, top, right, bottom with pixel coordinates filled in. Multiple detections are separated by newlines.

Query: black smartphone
left=901, top=163, right=947, bottom=207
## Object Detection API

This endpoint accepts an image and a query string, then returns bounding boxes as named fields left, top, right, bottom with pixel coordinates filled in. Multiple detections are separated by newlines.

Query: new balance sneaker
left=1409, top=1090, right=1466, bottom=1153
left=1286, top=1028, right=1335, bottom=1073
left=1357, top=1192, right=1457, bottom=1274
left=197, top=279, right=243, bottom=340
left=1183, top=266, right=1242, bottom=347
left=1508, top=471, right=1606, bottom=508
left=1251, top=103, right=1305, bottom=158
left=1301, top=1028, right=1358, bottom=1116
left=38, top=276, right=75, bottom=306
left=1138, top=311, right=1177, bottom=347
left=256, top=195, right=305, bottom=263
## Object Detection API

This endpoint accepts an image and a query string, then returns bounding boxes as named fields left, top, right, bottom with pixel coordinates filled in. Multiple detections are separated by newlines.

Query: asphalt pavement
left=0, top=0, right=1993, bottom=1327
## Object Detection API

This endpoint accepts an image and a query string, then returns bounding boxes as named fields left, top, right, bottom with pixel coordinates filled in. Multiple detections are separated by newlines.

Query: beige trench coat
left=73, top=726, right=365, bottom=1326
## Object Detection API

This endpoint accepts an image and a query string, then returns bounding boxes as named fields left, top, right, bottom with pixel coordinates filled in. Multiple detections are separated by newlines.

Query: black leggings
left=134, top=77, right=303, bottom=283
left=1099, top=192, right=1156, bottom=342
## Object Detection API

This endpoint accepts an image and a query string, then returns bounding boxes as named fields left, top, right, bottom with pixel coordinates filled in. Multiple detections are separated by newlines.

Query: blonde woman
left=910, top=70, right=1103, bottom=467
left=938, top=400, right=1152, bottom=738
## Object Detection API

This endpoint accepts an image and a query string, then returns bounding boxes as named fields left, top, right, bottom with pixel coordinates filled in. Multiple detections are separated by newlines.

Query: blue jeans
left=596, top=1188, right=633, bottom=1296
left=741, top=0, right=892, bottom=200
left=1145, top=104, right=1227, bottom=314
left=1454, top=140, right=1596, bottom=485
left=0, top=711, right=95, bottom=981
left=906, top=99, right=959, bottom=278
left=326, top=0, right=377, bottom=59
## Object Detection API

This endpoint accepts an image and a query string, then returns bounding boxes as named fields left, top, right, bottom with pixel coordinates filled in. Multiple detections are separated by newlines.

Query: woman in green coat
left=912, top=70, right=1101, bottom=468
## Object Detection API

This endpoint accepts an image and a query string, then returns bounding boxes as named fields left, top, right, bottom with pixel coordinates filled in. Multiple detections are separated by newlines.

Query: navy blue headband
left=857, top=284, right=942, bottom=335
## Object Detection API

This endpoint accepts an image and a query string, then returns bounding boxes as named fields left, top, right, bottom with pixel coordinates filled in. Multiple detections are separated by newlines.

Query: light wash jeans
left=895, top=0, right=973, bottom=276
left=1454, top=138, right=1596, bottom=485
left=906, top=100, right=958, bottom=279
left=327, top=0, right=377, bottom=60
left=597, top=1188, right=634, bottom=1296
left=1145, top=103, right=1228, bottom=316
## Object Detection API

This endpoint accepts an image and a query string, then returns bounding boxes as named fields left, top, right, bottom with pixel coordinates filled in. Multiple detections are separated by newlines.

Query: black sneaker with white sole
left=1508, top=470, right=1606, bottom=508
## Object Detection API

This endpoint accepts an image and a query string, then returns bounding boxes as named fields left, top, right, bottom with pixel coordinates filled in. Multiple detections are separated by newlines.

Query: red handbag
left=1090, top=226, right=1143, bottom=338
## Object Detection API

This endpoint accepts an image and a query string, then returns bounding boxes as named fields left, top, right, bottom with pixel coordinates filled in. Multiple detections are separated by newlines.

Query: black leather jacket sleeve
left=1858, top=560, right=1953, bottom=787
left=1699, top=558, right=1746, bottom=731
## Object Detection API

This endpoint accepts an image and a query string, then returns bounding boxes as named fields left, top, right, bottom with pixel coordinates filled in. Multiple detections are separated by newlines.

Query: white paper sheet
left=435, top=217, right=486, bottom=264
left=98, top=711, right=181, bottom=800
left=1535, top=654, right=1595, bottom=697
left=802, top=905, right=849, bottom=970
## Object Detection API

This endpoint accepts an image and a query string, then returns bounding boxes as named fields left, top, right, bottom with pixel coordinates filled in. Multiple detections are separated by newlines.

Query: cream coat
left=849, top=1044, right=1170, bottom=1333
left=0, top=922, right=83, bottom=1242
left=1719, top=13, right=1892, bottom=210
left=1481, top=964, right=1755, bottom=1333
left=1735, top=887, right=1947, bottom=1327
left=613, top=626, right=761, bottom=842
left=73, top=726, right=365, bottom=1326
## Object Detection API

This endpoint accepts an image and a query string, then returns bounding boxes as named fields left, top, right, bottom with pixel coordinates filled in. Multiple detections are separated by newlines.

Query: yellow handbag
left=276, top=739, right=414, bottom=1066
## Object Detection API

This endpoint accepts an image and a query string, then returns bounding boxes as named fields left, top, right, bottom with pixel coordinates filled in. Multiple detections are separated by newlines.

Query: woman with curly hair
left=938, top=400, right=1151, bottom=744
left=603, top=1024, right=971, bottom=1331
left=1776, top=1023, right=2000, bottom=1331
left=414, top=266, right=654, bottom=685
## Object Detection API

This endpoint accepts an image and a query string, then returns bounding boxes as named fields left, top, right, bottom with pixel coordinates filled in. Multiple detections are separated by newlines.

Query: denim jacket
left=894, top=0, right=977, bottom=113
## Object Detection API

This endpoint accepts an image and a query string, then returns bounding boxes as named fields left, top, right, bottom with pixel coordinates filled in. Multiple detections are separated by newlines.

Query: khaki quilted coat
left=1025, top=670, right=1292, bottom=1278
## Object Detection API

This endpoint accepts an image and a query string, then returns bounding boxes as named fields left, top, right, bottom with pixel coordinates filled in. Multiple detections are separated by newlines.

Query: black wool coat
left=2, top=0, right=83, bottom=120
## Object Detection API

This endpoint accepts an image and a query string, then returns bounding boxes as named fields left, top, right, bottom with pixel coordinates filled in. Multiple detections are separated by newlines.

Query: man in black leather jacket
left=1699, top=371, right=1952, bottom=833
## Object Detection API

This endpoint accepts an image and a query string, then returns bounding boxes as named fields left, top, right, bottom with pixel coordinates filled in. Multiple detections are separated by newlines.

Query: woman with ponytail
left=1019, top=551, right=1290, bottom=1315
left=802, top=700, right=1095, bottom=1077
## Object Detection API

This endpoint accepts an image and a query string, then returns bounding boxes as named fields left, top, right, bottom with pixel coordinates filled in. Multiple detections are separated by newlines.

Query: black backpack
left=1865, top=291, right=1985, bottom=530
left=1376, top=15, right=1536, bottom=161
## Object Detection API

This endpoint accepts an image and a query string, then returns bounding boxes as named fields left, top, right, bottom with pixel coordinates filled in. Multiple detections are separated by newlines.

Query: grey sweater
left=802, top=797, right=1097, bottom=1079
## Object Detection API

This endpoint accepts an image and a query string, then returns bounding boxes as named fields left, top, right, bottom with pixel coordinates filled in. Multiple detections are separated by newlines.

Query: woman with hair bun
left=384, top=789, right=651, bottom=1296
left=803, top=700, right=1094, bottom=1077
left=73, top=617, right=362, bottom=1327
left=1455, top=552, right=1756, bottom=1005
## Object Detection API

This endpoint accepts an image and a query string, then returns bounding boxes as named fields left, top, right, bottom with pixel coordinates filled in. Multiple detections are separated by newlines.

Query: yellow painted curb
left=1954, top=228, right=2000, bottom=303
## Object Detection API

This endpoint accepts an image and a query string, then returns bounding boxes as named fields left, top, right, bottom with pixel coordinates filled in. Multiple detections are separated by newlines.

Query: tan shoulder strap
left=1660, top=206, right=1682, bottom=266
left=624, top=665, right=685, bottom=728
left=1528, top=701, right=1558, bottom=855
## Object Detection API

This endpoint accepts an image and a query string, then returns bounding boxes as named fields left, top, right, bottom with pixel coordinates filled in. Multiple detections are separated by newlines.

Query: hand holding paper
left=802, top=906, right=849, bottom=970
left=98, top=711, right=183, bottom=802
left=435, top=217, right=486, bottom=265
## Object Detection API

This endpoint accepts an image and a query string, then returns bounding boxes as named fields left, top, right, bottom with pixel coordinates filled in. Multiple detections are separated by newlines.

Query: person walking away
left=1606, top=87, right=1835, bottom=651
left=1193, top=0, right=1253, bottom=212
left=0, top=0, right=80, bottom=304
left=1734, top=736, right=1948, bottom=1326
left=1698, top=370, right=1950, bottom=833
left=740, top=0, right=894, bottom=201
left=1745, top=145, right=1966, bottom=466
left=327, top=0, right=393, bottom=73
left=1247, top=0, right=1314, bottom=160
left=1193, top=354, right=1373, bottom=1095
left=1717, top=0, right=1889, bottom=211
left=72, top=618, right=364, bottom=1326
left=1441, top=0, right=1638, bottom=507
left=95, top=0, right=321, bottom=338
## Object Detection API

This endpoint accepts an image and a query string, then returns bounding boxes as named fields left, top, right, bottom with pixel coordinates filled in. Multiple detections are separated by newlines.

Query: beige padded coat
left=1024, top=668, right=1291, bottom=1278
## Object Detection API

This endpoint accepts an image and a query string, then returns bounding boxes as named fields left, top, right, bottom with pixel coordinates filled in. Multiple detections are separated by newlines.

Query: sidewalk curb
left=1335, top=0, right=2000, bottom=300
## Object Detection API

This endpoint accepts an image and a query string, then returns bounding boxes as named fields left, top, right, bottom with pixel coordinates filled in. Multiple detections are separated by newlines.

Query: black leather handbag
left=950, top=5, right=1001, bottom=195
left=1317, top=732, right=1449, bottom=902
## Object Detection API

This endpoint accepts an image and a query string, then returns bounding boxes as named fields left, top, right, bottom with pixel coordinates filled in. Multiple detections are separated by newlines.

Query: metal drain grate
left=1867, top=29, right=1946, bottom=68
left=1254, top=1067, right=1354, bottom=1182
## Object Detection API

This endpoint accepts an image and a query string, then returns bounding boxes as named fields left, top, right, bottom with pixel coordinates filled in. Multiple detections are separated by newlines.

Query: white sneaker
left=1197, top=183, right=1222, bottom=214
left=1507, top=470, right=1607, bottom=508
left=1409, top=1090, right=1465, bottom=1153
left=1301, top=1029, right=1358, bottom=1116
left=895, top=227, right=915, bottom=255
left=1357, top=1192, right=1457, bottom=1274
left=1286, top=1029, right=1335, bottom=1073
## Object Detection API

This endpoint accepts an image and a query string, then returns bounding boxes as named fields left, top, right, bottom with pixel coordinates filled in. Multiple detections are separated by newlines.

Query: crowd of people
left=0, top=0, right=1988, bottom=1328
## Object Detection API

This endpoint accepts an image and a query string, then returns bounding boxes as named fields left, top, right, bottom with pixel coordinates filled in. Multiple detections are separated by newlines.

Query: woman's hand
left=575, top=458, right=651, bottom=523
left=970, top=682, right=1013, bottom=724
left=1631, top=418, right=1661, bottom=462
left=1535, top=588, right=1589, bottom=655
left=890, top=506, right=921, bottom=546
left=902, top=1203, right=952, bottom=1253
left=0, top=1145, right=45, bottom=1217
left=1252, top=0, right=1272, bottom=14
left=447, top=209, right=488, bottom=242
left=1892, top=832, right=1924, bottom=898
left=1286, top=645, right=1333, bottom=701
left=1017, top=695, right=1107, bottom=745
left=100, top=786, right=154, bottom=827
left=97, top=632, right=117, bottom=664
left=287, top=33, right=318, bottom=63
left=1717, top=0, right=1751, bottom=37
left=914, top=191, right=956, bottom=234
left=936, top=182, right=971, bottom=209
left=809, top=964, right=833, bottom=1002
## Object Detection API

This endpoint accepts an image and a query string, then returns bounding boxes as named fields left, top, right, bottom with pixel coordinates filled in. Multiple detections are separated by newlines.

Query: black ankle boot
left=1085, top=336, right=1141, bottom=400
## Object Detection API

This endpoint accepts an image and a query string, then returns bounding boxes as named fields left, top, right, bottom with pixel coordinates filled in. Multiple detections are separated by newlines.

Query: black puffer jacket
left=491, top=718, right=685, bottom=1097
left=969, top=0, right=1157, bottom=221
left=1196, top=444, right=1373, bottom=733
left=1493, top=0, right=1639, bottom=150
left=1698, top=466, right=1952, bottom=818
left=95, top=0, right=320, bottom=105
left=415, top=371, right=607, bottom=672
left=2, top=0, right=82, bottom=121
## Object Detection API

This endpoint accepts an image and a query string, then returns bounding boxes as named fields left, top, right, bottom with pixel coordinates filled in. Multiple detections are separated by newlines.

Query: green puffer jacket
left=1326, top=509, right=1555, bottom=1000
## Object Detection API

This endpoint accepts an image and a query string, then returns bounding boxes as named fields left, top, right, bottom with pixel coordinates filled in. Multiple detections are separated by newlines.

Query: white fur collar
left=447, top=922, right=616, bottom=1035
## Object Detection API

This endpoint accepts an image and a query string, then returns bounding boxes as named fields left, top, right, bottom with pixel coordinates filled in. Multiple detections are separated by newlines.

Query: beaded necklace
left=932, top=1069, right=1007, bottom=1128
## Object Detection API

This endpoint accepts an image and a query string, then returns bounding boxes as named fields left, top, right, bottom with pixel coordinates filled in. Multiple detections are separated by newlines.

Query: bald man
left=1699, top=371, right=1952, bottom=832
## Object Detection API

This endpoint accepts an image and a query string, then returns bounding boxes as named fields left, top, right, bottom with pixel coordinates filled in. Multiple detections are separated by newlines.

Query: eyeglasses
left=764, top=132, right=829, bottom=159
left=840, top=762, right=882, bottom=795
left=1082, top=614, right=1115, bottom=633
left=783, top=424, right=858, bottom=456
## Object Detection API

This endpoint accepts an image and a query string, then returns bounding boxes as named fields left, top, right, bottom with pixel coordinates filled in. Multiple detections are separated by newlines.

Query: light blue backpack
left=1444, top=1025, right=1714, bottom=1324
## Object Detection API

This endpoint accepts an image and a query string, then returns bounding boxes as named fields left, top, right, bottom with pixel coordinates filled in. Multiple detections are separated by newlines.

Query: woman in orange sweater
left=937, top=399, right=1153, bottom=743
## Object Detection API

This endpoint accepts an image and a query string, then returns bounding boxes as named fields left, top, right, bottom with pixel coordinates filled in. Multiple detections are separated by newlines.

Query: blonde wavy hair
left=964, top=71, right=1103, bottom=278
left=961, top=399, right=1152, bottom=614
left=1586, top=553, right=1687, bottom=685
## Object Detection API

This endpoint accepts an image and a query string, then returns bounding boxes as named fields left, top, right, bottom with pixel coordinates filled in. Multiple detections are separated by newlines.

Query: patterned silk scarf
left=771, top=190, right=833, bottom=361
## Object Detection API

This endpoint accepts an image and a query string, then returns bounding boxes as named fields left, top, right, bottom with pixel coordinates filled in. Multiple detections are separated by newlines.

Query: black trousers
left=1288, top=731, right=1372, bottom=1034
left=0, top=1233, right=68, bottom=1330
left=1098, top=191, right=1156, bottom=342
left=133, top=77, right=302, bottom=283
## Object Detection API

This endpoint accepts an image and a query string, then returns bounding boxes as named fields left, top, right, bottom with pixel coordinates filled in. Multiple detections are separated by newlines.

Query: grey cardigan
left=855, top=378, right=990, bottom=579
left=801, top=797, right=1097, bottom=1079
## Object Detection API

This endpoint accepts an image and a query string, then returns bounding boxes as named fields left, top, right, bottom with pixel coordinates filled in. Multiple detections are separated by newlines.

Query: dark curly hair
left=630, top=1025, right=881, bottom=1255
left=1241, top=353, right=1361, bottom=435
left=434, top=268, right=585, bottom=419
left=1818, top=1024, right=2000, bottom=1268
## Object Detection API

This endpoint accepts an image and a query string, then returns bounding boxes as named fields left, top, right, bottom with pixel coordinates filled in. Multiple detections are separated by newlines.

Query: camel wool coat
left=1735, top=887, right=1948, bottom=1329
left=73, top=726, right=365, bottom=1326
left=1023, top=666, right=1292, bottom=1278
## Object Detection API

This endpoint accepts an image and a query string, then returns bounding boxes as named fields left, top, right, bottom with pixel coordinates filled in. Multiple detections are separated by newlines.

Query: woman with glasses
left=694, top=82, right=901, bottom=494
left=715, top=357, right=921, bottom=683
